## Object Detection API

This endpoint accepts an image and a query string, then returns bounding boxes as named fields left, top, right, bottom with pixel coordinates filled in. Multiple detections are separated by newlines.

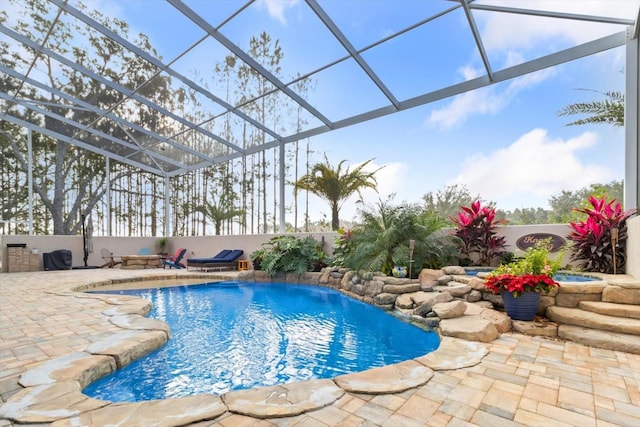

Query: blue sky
left=101, top=0, right=634, bottom=224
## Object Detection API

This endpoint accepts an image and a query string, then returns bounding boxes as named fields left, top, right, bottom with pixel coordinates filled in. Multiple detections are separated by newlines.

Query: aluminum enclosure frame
left=1, top=0, right=638, bottom=234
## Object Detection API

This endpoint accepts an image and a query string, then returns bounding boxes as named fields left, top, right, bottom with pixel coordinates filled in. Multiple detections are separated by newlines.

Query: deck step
left=578, top=301, right=640, bottom=319
left=546, top=306, right=640, bottom=336
left=558, top=325, right=640, bottom=354
left=602, top=284, right=640, bottom=304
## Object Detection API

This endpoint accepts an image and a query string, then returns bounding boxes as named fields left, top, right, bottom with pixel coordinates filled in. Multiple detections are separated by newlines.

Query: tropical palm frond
left=294, top=155, right=384, bottom=230
left=557, top=89, right=624, bottom=127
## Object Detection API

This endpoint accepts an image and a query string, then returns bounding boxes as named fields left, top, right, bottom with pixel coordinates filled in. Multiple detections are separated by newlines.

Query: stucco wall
left=493, top=224, right=572, bottom=265
left=626, top=215, right=640, bottom=279
left=0, top=233, right=335, bottom=272
left=2, top=221, right=636, bottom=276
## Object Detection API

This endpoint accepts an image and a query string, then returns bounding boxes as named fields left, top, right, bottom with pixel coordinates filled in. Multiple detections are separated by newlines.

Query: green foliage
left=422, top=184, right=481, bottom=220
left=250, top=235, right=329, bottom=276
left=331, top=228, right=355, bottom=267
left=506, top=207, right=550, bottom=225
left=422, top=183, right=502, bottom=216
left=547, top=181, right=624, bottom=223
left=491, top=240, right=564, bottom=277
left=339, top=197, right=458, bottom=277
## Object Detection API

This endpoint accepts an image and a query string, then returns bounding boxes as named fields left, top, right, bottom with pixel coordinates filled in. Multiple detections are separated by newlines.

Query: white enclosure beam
left=27, top=129, right=33, bottom=235
left=165, top=177, right=171, bottom=237
left=626, top=35, right=639, bottom=209
left=106, top=157, right=111, bottom=236
left=279, top=141, right=286, bottom=233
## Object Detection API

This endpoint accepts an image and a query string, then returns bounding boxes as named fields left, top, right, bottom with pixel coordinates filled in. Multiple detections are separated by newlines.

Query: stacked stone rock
left=120, top=255, right=162, bottom=269
left=318, top=266, right=513, bottom=342
left=238, top=266, right=515, bottom=343
left=6, top=247, right=40, bottom=272
left=239, top=267, right=640, bottom=353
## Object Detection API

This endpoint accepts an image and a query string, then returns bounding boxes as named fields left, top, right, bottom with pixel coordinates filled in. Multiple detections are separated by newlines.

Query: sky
left=18, top=0, right=636, bottom=227
left=264, top=0, right=633, bottom=224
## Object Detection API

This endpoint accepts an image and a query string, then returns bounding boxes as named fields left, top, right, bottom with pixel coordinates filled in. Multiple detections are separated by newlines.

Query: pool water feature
left=84, top=281, right=440, bottom=402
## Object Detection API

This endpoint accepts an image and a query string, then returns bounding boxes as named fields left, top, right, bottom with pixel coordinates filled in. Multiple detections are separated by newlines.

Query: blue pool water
left=465, top=269, right=599, bottom=282
left=83, top=281, right=440, bottom=402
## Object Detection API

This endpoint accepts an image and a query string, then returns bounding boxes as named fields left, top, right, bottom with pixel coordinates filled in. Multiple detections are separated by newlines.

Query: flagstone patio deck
left=1, top=269, right=640, bottom=426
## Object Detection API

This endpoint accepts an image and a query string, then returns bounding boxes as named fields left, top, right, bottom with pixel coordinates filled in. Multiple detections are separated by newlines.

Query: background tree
left=294, top=156, right=382, bottom=230
left=0, top=0, right=171, bottom=234
left=506, top=207, right=550, bottom=225
left=1, top=0, right=318, bottom=237
left=547, top=180, right=624, bottom=222
left=422, top=184, right=481, bottom=220
left=0, top=129, right=30, bottom=234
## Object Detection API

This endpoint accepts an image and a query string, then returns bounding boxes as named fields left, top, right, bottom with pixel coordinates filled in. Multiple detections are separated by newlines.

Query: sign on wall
left=516, top=233, right=566, bottom=252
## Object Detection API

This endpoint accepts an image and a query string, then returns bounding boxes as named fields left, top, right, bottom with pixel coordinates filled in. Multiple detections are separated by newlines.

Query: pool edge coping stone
left=2, top=271, right=492, bottom=425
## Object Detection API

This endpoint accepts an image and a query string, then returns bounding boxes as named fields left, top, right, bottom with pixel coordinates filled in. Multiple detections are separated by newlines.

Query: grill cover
left=43, top=250, right=72, bottom=271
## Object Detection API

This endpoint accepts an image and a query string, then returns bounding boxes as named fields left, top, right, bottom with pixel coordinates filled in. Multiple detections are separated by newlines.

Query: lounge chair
left=100, top=248, right=122, bottom=268
left=187, top=249, right=244, bottom=271
left=163, top=248, right=186, bottom=269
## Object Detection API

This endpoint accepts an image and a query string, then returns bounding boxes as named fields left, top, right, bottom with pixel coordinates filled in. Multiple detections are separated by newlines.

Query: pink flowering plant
left=450, top=200, right=508, bottom=266
left=485, top=240, right=563, bottom=298
left=567, top=195, right=637, bottom=273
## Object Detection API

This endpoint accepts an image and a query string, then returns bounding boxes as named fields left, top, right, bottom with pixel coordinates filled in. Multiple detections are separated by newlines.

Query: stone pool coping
left=0, top=269, right=489, bottom=425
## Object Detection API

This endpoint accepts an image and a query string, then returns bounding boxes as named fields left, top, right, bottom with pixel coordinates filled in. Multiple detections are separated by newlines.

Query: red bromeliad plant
left=567, top=196, right=637, bottom=274
left=450, top=200, right=508, bottom=266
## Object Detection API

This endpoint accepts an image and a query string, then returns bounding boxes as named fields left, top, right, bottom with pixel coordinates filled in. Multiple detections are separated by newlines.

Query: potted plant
left=484, top=240, right=563, bottom=321
left=156, top=237, right=169, bottom=256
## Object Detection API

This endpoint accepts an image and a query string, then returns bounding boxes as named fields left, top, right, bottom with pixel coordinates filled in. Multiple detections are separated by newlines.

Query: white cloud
left=425, top=0, right=631, bottom=130
left=426, top=66, right=556, bottom=130
left=256, top=0, right=300, bottom=25
left=448, top=128, right=612, bottom=210
left=477, top=0, right=636, bottom=53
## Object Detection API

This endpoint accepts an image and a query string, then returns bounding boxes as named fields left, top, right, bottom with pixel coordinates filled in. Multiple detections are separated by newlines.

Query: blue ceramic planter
left=392, top=266, right=407, bottom=278
left=500, top=290, right=540, bottom=321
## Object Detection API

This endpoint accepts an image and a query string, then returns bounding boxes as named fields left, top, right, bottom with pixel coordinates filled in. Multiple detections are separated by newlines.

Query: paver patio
left=1, top=269, right=640, bottom=426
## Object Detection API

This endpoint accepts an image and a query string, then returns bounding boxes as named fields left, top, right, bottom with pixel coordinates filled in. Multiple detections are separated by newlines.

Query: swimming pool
left=83, top=281, right=440, bottom=402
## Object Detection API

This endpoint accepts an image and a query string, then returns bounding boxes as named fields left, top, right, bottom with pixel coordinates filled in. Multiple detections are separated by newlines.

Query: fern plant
left=250, top=235, right=328, bottom=276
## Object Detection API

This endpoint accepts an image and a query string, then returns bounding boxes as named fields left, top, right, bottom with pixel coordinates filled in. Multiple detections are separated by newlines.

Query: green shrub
left=250, top=235, right=329, bottom=276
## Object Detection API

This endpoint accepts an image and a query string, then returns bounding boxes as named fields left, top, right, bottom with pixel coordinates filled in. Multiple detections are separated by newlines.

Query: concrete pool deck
left=1, top=269, right=640, bottom=426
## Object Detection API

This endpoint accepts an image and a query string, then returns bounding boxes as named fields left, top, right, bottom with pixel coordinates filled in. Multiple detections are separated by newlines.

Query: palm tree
left=195, top=193, right=245, bottom=235
left=557, top=89, right=624, bottom=127
left=294, top=156, right=383, bottom=230
left=343, top=198, right=458, bottom=277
